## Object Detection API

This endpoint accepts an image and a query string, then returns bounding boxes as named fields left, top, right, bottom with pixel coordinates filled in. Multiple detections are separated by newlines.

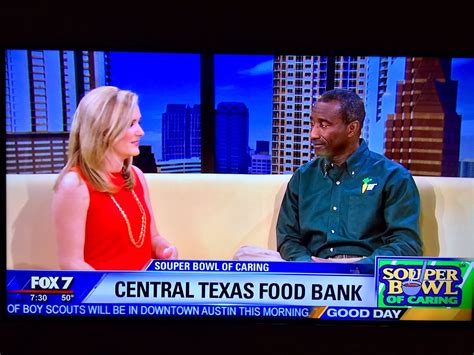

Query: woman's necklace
left=110, top=190, right=147, bottom=248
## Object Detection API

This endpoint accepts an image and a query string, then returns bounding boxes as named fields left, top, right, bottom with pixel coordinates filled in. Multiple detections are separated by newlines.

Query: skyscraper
left=215, top=102, right=249, bottom=174
left=250, top=154, right=271, bottom=174
left=162, top=104, right=201, bottom=161
left=271, top=55, right=368, bottom=174
left=189, top=104, right=201, bottom=159
left=157, top=158, right=202, bottom=173
left=384, top=57, right=461, bottom=177
left=459, top=159, right=474, bottom=177
left=366, top=57, right=406, bottom=155
left=255, top=140, right=270, bottom=155
left=250, top=140, right=271, bottom=174
left=132, top=145, right=158, bottom=173
left=5, top=49, right=111, bottom=174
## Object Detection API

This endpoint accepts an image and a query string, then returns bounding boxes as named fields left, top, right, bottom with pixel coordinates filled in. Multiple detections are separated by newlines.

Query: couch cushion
left=6, top=174, right=474, bottom=269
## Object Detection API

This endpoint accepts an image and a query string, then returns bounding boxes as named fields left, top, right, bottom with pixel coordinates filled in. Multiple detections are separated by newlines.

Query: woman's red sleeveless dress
left=77, top=167, right=152, bottom=270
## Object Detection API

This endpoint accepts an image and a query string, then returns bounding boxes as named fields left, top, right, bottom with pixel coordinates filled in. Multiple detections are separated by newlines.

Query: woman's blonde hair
left=54, top=86, right=138, bottom=193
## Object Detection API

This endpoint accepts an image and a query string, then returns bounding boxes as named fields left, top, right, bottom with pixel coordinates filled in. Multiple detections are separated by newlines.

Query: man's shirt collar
left=321, top=139, right=369, bottom=178
left=345, top=139, right=369, bottom=178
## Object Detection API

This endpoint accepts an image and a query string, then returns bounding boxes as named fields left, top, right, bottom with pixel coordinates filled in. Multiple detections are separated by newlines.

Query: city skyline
left=216, top=55, right=474, bottom=161
left=5, top=50, right=110, bottom=174
left=109, top=53, right=474, bottom=176
left=111, top=53, right=473, bottom=161
left=385, top=58, right=461, bottom=176
left=5, top=50, right=474, bottom=176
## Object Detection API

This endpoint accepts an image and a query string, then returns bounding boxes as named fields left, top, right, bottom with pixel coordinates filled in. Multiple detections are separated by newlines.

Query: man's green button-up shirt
left=276, top=140, right=422, bottom=265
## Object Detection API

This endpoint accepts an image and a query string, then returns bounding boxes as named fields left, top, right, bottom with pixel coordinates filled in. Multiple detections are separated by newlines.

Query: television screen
left=4, top=49, right=474, bottom=326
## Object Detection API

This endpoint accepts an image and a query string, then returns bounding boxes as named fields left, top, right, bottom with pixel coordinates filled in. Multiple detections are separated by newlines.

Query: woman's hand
left=152, top=236, right=178, bottom=260
left=157, top=245, right=178, bottom=259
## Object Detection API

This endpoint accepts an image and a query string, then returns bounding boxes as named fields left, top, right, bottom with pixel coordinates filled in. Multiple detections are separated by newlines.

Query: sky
left=215, top=55, right=274, bottom=150
left=110, top=53, right=474, bottom=161
left=452, top=58, right=474, bottom=160
left=109, top=52, right=200, bottom=160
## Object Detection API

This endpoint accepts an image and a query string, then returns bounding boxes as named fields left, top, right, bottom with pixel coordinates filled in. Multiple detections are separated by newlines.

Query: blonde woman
left=52, top=86, right=178, bottom=270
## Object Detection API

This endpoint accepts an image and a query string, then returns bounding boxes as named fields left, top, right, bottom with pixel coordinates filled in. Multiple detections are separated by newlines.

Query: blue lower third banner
left=6, top=259, right=473, bottom=321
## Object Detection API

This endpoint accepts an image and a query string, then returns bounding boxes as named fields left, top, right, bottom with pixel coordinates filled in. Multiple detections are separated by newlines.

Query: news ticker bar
left=7, top=303, right=408, bottom=320
left=6, top=258, right=474, bottom=321
left=7, top=302, right=471, bottom=321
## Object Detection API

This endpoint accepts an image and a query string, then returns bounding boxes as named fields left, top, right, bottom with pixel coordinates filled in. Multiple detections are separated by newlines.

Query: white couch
left=6, top=174, right=474, bottom=269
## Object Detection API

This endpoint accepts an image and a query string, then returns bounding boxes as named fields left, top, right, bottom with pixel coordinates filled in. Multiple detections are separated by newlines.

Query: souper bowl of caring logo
left=377, top=259, right=465, bottom=308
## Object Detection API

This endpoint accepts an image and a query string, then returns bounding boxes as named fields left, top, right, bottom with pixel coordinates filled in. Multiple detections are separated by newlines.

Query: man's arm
left=277, top=171, right=312, bottom=261
left=359, top=170, right=422, bottom=265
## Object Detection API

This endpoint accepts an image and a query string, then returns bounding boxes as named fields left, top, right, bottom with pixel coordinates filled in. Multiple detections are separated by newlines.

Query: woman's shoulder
left=53, top=170, right=90, bottom=212
left=131, top=164, right=145, bottom=177
left=131, top=165, right=146, bottom=183
left=130, top=165, right=149, bottom=192
left=56, top=170, right=88, bottom=196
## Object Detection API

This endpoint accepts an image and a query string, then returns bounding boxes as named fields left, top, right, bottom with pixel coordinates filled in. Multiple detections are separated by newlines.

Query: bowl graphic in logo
left=402, top=280, right=421, bottom=295
left=402, top=260, right=427, bottom=296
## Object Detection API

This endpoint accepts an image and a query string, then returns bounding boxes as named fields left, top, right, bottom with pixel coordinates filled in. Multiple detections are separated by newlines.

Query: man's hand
left=311, top=256, right=364, bottom=263
left=311, top=256, right=333, bottom=263
left=330, top=257, right=364, bottom=263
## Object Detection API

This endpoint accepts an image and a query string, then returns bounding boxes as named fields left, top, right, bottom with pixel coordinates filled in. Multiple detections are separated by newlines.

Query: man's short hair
left=317, top=89, right=365, bottom=130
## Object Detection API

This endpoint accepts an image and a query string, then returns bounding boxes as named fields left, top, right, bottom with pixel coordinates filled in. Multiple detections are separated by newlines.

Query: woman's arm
left=52, top=171, right=95, bottom=270
left=132, top=166, right=178, bottom=259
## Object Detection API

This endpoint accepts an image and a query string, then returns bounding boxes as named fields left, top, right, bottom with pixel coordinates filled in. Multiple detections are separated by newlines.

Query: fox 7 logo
left=30, top=276, right=74, bottom=290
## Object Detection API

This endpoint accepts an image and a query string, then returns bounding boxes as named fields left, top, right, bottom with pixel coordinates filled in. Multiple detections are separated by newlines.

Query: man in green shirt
left=277, top=88, right=422, bottom=266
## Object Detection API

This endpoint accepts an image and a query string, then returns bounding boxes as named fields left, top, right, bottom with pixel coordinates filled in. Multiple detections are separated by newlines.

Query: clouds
left=238, top=60, right=273, bottom=76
